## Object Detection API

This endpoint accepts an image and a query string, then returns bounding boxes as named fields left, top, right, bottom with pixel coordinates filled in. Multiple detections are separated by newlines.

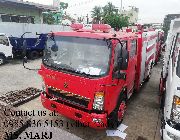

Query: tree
left=104, top=14, right=129, bottom=30
left=91, top=6, right=102, bottom=24
left=59, top=2, right=68, bottom=10
left=102, top=2, right=118, bottom=17
left=43, top=13, right=55, bottom=25
left=43, top=2, right=68, bottom=25
left=102, top=2, right=129, bottom=29
left=91, top=2, right=130, bottom=29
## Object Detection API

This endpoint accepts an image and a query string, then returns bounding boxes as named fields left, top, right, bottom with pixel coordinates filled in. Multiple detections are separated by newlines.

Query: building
left=163, top=14, right=180, bottom=39
left=0, top=0, right=57, bottom=24
left=122, top=7, right=139, bottom=24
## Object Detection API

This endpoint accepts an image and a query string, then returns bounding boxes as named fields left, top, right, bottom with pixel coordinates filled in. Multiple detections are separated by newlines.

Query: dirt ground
left=0, top=59, right=162, bottom=140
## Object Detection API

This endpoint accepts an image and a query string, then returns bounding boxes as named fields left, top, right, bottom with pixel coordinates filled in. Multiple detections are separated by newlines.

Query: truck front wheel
left=108, top=93, right=127, bottom=129
left=0, top=55, right=5, bottom=65
left=29, top=51, right=39, bottom=60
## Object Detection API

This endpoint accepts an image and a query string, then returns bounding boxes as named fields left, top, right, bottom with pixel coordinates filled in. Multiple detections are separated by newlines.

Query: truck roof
left=0, top=33, right=6, bottom=36
left=53, top=31, right=138, bottom=40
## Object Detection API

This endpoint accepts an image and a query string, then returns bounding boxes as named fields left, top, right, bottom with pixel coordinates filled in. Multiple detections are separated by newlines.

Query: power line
left=68, top=0, right=102, bottom=8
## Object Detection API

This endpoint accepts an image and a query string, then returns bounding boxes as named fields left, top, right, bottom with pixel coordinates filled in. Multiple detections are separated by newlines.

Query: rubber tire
left=108, top=93, right=127, bottom=129
left=160, top=94, right=165, bottom=109
left=159, top=78, right=165, bottom=109
left=0, top=55, right=5, bottom=65
left=29, top=51, right=39, bottom=60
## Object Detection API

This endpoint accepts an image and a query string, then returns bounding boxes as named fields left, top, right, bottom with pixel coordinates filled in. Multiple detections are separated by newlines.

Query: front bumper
left=41, top=94, right=107, bottom=129
left=163, top=122, right=180, bottom=140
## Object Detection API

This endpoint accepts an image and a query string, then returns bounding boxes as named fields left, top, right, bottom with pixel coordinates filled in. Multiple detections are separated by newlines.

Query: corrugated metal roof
left=0, top=0, right=58, bottom=11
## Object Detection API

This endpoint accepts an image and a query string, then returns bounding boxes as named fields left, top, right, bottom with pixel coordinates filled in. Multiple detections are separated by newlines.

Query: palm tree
left=103, top=2, right=117, bottom=17
left=91, top=6, right=102, bottom=24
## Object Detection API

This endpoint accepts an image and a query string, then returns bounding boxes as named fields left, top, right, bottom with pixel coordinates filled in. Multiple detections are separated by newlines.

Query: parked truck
left=37, top=24, right=160, bottom=129
left=10, top=32, right=47, bottom=59
left=159, top=18, right=180, bottom=139
left=0, top=33, right=13, bottom=65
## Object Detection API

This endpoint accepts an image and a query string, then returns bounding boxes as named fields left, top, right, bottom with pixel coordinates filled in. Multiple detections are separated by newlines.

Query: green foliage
left=60, top=2, right=68, bottom=10
left=43, top=13, right=55, bottom=25
left=91, top=6, right=102, bottom=24
left=43, top=2, right=68, bottom=25
left=104, top=14, right=129, bottom=29
left=91, top=2, right=129, bottom=29
left=103, top=2, right=118, bottom=17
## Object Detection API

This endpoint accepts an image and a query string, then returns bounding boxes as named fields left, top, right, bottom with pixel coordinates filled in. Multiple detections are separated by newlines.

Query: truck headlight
left=93, top=92, right=104, bottom=111
left=171, top=96, right=180, bottom=123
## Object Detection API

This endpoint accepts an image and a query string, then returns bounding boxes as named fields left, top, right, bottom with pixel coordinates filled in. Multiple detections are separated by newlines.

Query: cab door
left=0, top=35, right=12, bottom=57
left=126, top=39, right=137, bottom=98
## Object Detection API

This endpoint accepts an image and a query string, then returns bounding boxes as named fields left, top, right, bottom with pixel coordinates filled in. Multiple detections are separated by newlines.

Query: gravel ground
left=0, top=59, right=42, bottom=95
left=0, top=59, right=162, bottom=140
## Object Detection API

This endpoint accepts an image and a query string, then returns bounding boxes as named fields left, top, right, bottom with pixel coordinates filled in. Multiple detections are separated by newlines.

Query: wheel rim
left=118, top=101, right=126, bottom=121
left=0, top=58, right=4, bottom=65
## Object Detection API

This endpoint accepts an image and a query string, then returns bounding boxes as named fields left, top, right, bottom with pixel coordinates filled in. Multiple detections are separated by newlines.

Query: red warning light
left=70, top=24, right=111, bottom=33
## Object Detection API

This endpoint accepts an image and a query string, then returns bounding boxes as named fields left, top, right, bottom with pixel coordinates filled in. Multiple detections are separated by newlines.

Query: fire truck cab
left=38, top=24, right=158, bottom=129
left=159, top=19, right=180, bottom=140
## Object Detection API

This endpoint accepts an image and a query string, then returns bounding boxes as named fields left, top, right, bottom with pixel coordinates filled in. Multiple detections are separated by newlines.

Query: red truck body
left=38, top=24, right=161, bottom=129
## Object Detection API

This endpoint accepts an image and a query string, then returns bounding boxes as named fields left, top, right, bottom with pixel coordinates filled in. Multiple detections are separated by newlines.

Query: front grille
left=48, top=88, right=90, bottom=108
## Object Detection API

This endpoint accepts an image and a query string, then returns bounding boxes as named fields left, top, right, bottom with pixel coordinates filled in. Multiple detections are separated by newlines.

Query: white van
left=159, top=18, right=180, bottom=139
left=0, top=33, right=13, bottom=65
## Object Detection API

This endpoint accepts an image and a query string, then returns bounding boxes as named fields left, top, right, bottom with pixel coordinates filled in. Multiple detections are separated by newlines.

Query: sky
left=27, top=0, right=180, bottom=23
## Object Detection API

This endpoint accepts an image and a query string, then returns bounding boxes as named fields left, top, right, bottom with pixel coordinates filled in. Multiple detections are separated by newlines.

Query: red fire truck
left=38, top=24, right=159, bottom=129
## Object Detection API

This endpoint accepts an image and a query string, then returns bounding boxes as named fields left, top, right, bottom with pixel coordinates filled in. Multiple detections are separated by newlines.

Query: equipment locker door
left=126, top=39, right=137, bottom=97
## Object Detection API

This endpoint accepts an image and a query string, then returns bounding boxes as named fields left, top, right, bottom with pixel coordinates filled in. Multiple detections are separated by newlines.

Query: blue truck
left=9, top=32, right=47, bottom=59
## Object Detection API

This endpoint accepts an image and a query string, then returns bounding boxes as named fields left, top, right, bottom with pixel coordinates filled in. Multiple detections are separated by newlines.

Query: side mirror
left=51, top=44, right=58, bottom=52
left=120, top=48, right=129, bottom=70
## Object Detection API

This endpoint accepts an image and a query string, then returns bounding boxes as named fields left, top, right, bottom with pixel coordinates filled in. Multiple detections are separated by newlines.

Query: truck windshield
left=0, top=35, right=9, bottom=46
left=43, top=36, right=111, bottom=77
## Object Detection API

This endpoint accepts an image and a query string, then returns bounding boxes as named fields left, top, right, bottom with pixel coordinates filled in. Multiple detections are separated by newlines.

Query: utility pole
left=120, top=0, right=123, bottom=13
left=86, top=14, right=89, bottom=24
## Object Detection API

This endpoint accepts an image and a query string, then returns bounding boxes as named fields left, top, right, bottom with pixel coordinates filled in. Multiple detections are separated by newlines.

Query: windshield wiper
left=75, top=71, right=99, bottom=77
left=59, top=64, right=76, bottom=71
left=49, top=63, right=77, bottom=74
left=45, top=62, right=99, bottom=77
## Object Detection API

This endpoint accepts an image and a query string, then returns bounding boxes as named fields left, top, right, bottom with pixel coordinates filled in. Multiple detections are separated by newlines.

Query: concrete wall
left=0, top=3, right=42, bottom=24
left=0, top=22, right=71, bottom=37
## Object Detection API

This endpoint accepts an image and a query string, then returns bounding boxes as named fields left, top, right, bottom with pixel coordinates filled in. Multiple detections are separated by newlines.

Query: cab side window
left=0, top=35, right=9, bottom=46
left=172, top=34, right=180, bottom=73
left=114, top=43, right=122, bottom=72
left=130, top=40, right=137, bottom=58
left=114, top=41, right=127, bottom=72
